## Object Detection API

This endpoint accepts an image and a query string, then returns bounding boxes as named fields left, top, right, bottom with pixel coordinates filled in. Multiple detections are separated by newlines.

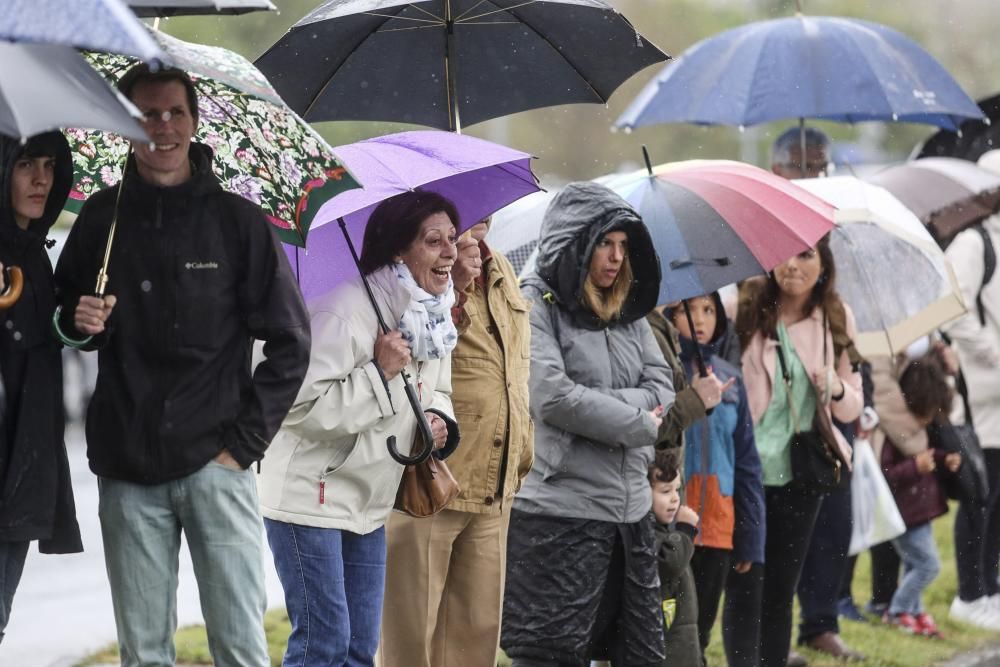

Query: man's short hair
left=771, top=126, right=830, bottom=167
left=117, top=64, right=199, bottom=122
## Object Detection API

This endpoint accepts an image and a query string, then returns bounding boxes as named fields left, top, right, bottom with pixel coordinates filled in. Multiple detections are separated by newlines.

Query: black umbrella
left=127, top=0, right=275, bottom=16
left=916, top=93, right=1000, bottom=161
left=255, top=0, right=668, bottom=131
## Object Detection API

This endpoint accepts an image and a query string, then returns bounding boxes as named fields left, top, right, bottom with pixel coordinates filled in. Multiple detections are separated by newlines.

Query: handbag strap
left=774, top=332, right=803, bottom=433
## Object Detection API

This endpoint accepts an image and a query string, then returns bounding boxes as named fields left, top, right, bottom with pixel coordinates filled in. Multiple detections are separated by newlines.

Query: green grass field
left=80, top=507, right=996, bottom=666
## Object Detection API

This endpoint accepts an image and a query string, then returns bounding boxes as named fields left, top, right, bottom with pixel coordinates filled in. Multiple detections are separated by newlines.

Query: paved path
left=0, top=426, right=286, bottom=667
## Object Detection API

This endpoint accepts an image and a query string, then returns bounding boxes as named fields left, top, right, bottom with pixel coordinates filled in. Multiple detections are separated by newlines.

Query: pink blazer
left=741, top=303, right=864, bottom=465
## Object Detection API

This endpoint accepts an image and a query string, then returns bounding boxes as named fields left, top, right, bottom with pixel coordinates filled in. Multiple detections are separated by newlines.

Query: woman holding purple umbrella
left=258, top=191, right=461, bottom=667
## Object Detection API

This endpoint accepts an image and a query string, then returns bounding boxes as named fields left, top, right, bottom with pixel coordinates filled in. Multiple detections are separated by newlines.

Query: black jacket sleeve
left=224, top=204, right=311, bottom=468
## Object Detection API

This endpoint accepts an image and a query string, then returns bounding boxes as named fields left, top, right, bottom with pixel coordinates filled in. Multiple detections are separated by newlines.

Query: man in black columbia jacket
left=53, top=64, right=310, bottom=667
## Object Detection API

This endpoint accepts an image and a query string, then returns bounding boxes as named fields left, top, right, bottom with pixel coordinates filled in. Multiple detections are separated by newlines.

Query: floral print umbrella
left=66, top=31, right=359, bottom=246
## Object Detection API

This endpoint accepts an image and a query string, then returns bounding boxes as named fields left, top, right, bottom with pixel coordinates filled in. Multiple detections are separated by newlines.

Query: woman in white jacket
left=259, top=191, right=461, bottom=667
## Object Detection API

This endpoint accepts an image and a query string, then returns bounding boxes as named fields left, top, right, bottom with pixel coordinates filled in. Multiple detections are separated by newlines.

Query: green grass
left=80, top=509, right=994, bottom=666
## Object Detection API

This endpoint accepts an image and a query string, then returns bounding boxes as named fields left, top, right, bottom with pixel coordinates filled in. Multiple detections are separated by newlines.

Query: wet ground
left=0, top=425, right=285, bottom=667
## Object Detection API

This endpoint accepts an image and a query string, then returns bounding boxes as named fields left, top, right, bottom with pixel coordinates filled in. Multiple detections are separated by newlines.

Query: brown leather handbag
left=393, top=432, right=460, bottom=518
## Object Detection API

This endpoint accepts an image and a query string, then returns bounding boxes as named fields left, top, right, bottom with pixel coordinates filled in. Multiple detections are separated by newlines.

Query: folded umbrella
left=256, top=0, right=668, bottom=131
left=70, top=30, right=359, bottom=246
left=127, top=0, right=275, bottom=16
left=292, top=130, right=540, bottom=300
left=795, top=176, right=965, bottom=357
left=1, top=0, right=166, bottom=65
left=0, top=42, right=148, bottom=142
left=615, top=15, right=982, bottom=132
left=866, top=158, right=1000, bottom=246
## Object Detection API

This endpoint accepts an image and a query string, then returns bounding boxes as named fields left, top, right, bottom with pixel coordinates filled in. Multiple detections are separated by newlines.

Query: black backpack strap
left=975, top=223, right=996, bottom=326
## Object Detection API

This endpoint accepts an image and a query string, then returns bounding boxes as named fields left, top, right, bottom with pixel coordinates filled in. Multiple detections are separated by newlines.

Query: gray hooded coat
left=516, top=182, right=674, bottom=524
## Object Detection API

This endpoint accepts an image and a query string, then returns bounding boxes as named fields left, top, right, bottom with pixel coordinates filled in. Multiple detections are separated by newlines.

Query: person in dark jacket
left=501, top=182, right=674, bottom=667
left=0, top=131, right=82, bottom=642
left=53, top=65, right=310, bottom=667
left=665, top=293, right=766, bottom=661
left=649, top=447, right=701, bottom=667
left=878, top=359, right=960, bottom=638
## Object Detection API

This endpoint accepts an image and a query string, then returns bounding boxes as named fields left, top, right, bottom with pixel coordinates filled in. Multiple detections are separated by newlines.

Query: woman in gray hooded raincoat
left=500, top=182, right=674, bottom=667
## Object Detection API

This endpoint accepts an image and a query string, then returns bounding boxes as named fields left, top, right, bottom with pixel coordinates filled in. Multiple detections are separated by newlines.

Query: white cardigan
left=258, top=266, right=454, bottom=534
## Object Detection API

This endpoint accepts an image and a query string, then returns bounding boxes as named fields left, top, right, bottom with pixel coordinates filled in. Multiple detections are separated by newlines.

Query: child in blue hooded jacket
left=666, top=292, right=766, bottom=660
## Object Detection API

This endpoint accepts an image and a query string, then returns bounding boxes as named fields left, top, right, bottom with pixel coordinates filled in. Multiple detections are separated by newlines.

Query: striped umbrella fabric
left=600, top=160, right=836, bottom=304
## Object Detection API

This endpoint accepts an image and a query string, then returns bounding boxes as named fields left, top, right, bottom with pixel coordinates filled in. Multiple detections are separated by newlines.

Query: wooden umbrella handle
left=0, top=266, right=24, bottom=310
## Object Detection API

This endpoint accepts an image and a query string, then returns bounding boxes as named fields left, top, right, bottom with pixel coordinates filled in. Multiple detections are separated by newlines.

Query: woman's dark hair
left=899, top=356, right=954, bottom=422
left=118, top=63, right=200, bottom=123
left=736, top=235, right=848, bottom=355
left=359, top=191, right=460, bottom=275
left=20, top=132, right=64, bottom=160
left=648, top=447, right=681, bottom=484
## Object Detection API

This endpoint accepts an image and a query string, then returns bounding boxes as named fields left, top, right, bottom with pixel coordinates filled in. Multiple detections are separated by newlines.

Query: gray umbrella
left=255, top=0, right=668, bottom=131
left=1, top=0, right=166, bottom=65
left=127, top=0, right=276, bottom=17
left=0, top=42, right=148, bottom=142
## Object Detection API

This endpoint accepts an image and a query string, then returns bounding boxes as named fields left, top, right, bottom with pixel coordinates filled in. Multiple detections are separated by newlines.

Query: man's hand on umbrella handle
left=692, top=371, right=735, bottom=410
left=451, top=235, right=482, bottom=291
left=425, top=411, right=448, bottom=450
left=374, top=330, right=411, bottom=379
left=75, top=295, right=116, bottom=335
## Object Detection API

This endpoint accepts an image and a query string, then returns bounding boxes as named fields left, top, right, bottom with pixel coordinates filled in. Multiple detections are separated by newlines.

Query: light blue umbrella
left=1, top=0, right=166, bottom=65
left=615, top=15, right=983, bottom=132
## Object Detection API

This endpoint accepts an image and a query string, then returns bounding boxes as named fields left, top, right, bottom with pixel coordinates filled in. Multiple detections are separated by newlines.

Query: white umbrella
left=0, top=41, right=147, bottom=141
left=795, top=175, right=966, bottom=357
left=127, top=0, right=276, bottom=16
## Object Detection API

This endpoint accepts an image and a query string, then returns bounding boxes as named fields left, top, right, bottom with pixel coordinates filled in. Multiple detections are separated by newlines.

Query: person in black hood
left=0, top=130, right=82, bottom=643
left=501, top=182, right=674, bottom=667
left=53, top=65, right=310, bottom=666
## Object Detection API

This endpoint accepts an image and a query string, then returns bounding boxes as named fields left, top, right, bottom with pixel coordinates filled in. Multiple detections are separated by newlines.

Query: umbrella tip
left=641, top=145, right=654, bottom=176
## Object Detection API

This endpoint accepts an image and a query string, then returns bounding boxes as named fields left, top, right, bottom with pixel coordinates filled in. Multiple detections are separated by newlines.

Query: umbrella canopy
left=0, top=42, right=148, bottom=142
left=866, top=158, right=1000, bottom=246
left=795, top=176, right=965, bottom=357
left=485, top=190, right=558, bottom=275
left=1, top=0, right=166, bottom=65
left=255, top=0, right=668, bottom=131
left=615, top=15, right=982, bottom=132
left=601, top=160, right=836, bottom=304
left=127, top=0, right=276, bottom=16
left=291, top=130, right=540, bottom=300
left=916, top=92, right=1000, bottom=161
left=68, top=31, right=359, bottom=246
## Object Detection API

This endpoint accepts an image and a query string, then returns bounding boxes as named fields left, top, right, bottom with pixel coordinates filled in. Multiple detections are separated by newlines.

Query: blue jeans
left=889, top=522, right=941, bottom=616
left=265, top=519, right=386, bottom=667
left=0, top=541, right=29, bottom=644
left=98, top=462, right=270, bottom=667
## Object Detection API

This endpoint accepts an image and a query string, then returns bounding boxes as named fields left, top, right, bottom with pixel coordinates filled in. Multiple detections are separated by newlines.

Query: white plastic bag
left=849, top=438, right=906, bottom=556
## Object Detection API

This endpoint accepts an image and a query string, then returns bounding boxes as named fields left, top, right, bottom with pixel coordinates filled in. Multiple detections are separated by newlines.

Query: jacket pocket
left=175, top=259, right=233, bottom=350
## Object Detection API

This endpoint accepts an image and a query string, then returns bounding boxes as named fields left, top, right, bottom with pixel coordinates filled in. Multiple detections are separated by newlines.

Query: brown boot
left=787, top=650, right=808, bottom=667
left=803, top=631, right=865, bottom=661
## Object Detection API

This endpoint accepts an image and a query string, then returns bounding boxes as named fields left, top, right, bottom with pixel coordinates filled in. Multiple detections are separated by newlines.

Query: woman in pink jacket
left=727, top=236, right=863, bottom=667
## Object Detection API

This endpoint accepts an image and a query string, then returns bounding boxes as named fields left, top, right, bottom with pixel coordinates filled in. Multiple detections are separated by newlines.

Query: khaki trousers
left=378, top=507, right=512, bottom=667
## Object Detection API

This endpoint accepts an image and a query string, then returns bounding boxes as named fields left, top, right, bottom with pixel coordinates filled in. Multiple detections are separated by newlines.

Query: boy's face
left=651, top=475, right=681, bottom=524
left=672, top=296, right=717, bottom=345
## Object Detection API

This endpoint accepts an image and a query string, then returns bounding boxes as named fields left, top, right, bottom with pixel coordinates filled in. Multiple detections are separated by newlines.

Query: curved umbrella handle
left=387, top=379, right=436, bottom=465
left=0, top=266, right=25, bottom=310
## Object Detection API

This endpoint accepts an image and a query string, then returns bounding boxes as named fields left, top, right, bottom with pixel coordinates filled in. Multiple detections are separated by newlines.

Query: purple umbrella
left=289, top=130, right=540, bottom=300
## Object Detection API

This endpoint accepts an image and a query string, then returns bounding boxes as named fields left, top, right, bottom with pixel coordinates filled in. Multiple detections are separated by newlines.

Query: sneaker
left=883, top=611, right=921, bottom=634
left=915, top=612, right=943, bottom=638
left=949, top=596, right=1000, bottom=631
left=837, top=596, right=867, bottom=622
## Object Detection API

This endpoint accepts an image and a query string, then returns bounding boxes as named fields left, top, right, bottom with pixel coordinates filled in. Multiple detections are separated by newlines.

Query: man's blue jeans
left=98, top=461, right=270, bottom=667
left=265, top=519, right=386, bottom=667
left=890, top=522, right=941, bottom=616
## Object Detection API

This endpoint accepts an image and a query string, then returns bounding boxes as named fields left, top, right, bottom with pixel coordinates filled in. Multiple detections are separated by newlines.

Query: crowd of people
left=0, top=60, right=999, bottom=667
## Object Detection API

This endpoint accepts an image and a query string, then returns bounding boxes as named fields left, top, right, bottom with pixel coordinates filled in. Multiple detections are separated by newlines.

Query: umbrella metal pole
left=94, top=153, right=131, bottom=297
left=642, top=145, right=654, bottom=176
left=682, top=300, right=709, bottom=377
left=444, top=0, right=461, bottom=133
left=799, top=117, right=807, bottom=178
left=337, top=218, right=435, bottom=465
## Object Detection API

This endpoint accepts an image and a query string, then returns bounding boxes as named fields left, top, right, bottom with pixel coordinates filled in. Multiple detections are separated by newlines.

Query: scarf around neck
left=392, top=262, right=458, bottom=361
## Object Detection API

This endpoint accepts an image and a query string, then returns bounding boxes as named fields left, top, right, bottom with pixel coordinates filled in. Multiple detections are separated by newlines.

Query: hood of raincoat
left=0, top=131, right=73, bottom=259
left=526, top=181, right=661, bottom=329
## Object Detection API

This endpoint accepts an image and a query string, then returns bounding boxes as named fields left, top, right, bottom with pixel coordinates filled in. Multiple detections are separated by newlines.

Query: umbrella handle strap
left=52, top=305, right=93, bottom=349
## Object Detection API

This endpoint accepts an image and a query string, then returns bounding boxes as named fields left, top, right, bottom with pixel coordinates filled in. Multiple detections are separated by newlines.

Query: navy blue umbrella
left=615, top=15, right=983, bottom=133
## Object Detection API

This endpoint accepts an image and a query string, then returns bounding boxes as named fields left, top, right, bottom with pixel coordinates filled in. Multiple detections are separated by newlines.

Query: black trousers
left=690, top=546, right=730, bottom=652
left=869, top=541, right=900, bottom=607
left=797, top=481, right=853, bottom=642
left=724, top=484, right=823, bottom=667
left=722, top=563, right=764, bottom=667
left=954, top=450, right=1000, bottom=601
